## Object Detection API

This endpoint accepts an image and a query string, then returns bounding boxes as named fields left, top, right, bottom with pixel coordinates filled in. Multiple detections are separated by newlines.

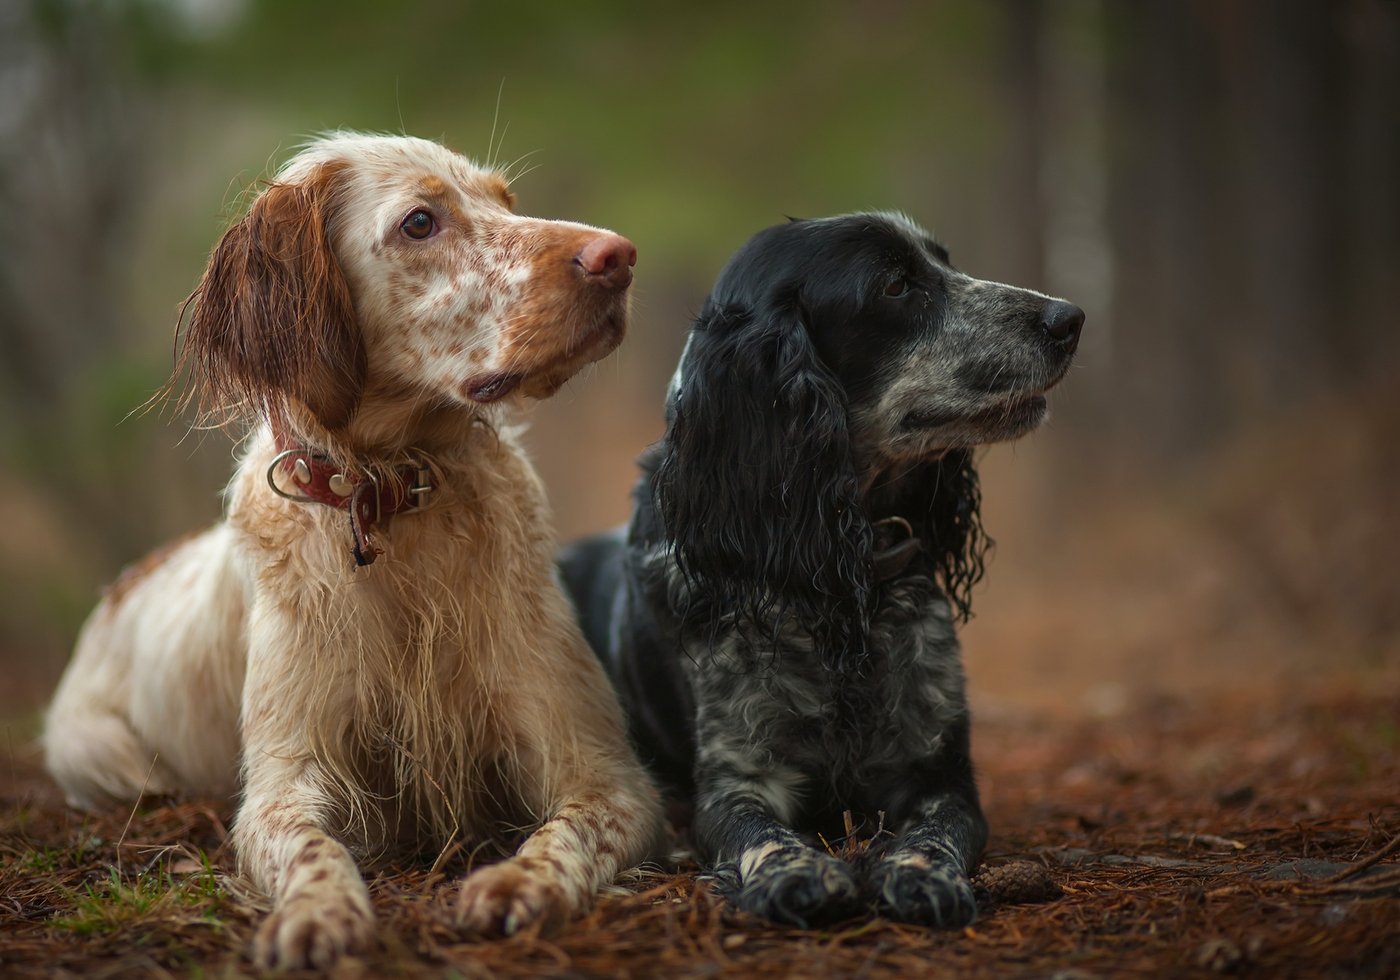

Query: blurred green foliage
left=2, top=0, right=1396, bottom=689
left=5, top=0, right=1025, bottom=663
left=163, top=0, right=1008, bottom=261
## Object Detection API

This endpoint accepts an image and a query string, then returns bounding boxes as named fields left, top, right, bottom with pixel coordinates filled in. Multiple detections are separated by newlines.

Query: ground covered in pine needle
left=2, top=676, right=1396, bottom=978
left=5, top=393, right=1398, bottom=976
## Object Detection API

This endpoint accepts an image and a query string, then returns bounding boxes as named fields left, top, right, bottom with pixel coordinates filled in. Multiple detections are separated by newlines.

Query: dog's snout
left=1039, top=300, right=1084, bottom=347
left=575, top=233, right=637, bottom=290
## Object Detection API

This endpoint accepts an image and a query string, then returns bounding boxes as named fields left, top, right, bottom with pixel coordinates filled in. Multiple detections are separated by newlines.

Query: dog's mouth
left=902, top=394, right=1046, bottom=433
left=901, top=357, right=1071, bottom=435
left=968, top=393, right=1047, bottom=431
left=464, top=372, right=522, bottom=403
left=464, top=312, right=625, bottom=405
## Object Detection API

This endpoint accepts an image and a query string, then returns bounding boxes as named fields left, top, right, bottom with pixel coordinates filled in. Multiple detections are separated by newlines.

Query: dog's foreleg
left=236, top=614, right=376, bottom=970
left=693, top=744, right=862, bottom=927
left=868, top=750, right=987, bottom=927
left=457, top=628, right=664, bottom=936
left=456, top=773, right=661, bottom=936
left=236, top=753, right=377, bottom=969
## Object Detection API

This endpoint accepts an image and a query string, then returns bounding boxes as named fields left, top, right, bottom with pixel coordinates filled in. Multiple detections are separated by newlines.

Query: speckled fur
left=44, top=133, right=661, bottom=970
left=560, top=212, right=1082, bottom=929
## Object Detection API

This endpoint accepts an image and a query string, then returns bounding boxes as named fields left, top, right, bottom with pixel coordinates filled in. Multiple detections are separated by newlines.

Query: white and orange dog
left=44, top=133, right=662, bottom=969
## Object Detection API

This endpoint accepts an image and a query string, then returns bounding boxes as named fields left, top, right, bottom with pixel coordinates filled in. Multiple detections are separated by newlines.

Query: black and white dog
left=560, top=212, right=1082, bottom=928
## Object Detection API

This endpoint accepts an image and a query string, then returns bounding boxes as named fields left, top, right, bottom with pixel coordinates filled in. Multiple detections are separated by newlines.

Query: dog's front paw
left=457, top=857, right=572, bottom=937
left=253, top=888, right=375, bottom=970
left=734, top=848, right=862, bottom=928
left=867, top=856, right=977, bottom=928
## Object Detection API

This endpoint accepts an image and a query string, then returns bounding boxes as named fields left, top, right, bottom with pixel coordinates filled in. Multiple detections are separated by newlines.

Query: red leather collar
left=267, top=447, right=436, bottom=566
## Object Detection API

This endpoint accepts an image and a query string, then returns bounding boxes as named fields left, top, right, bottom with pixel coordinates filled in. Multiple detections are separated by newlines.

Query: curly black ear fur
left=653, top=301, right=873, bottom=672
left=911, top=450, right=990, bottom=623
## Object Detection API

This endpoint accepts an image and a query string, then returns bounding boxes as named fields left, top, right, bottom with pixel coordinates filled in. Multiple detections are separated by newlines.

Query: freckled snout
left=574, top=233, right=637, bottom=290
left=1039, top=300, right=1084, bottom=352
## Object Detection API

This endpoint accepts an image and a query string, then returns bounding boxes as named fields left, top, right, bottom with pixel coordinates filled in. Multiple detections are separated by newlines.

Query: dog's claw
left=253, top=890, right=375, bottom=970
left=456, top=858, right=570, bottom=937
left=731, top=851, right=862, bottom=928
left=867, top=859, right=977, bottom=928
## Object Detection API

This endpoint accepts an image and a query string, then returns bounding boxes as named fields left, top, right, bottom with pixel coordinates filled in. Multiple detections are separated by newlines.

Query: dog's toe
left=254, top=891, right=375, bottom=970
left=868, top=858, right=977, bottom=928
left=456, top=858, right=571, bottom=937
left=734, top=850, right=862, bottom=928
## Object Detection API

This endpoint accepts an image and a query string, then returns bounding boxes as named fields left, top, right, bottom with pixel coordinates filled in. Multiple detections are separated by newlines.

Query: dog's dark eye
left=882, top=276, right=910, bottom=298
left=400, top=209, right=436, bottom=240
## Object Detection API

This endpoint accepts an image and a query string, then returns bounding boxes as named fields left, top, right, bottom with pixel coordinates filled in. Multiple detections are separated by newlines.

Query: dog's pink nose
left=575, top=233, right=637, bottom=290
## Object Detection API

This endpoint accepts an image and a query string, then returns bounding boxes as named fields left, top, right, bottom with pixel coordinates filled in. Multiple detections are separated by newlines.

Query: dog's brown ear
left=176, top=160, right=365, bottom=430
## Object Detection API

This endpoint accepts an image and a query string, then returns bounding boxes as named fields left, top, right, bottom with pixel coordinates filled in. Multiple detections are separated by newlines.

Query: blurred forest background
left=1, top=0, right=1397, bottom=721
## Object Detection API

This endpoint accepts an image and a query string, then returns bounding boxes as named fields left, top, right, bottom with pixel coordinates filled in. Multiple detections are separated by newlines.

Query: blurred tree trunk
left=1104, top=0, right=1224, bottom=460
left=0, top=8, right=141, bottom=411
left=1099, top=0, right=1398, bottom=461
left=1337, top=0, right=1400, bottom=372
left=0, top=4, right=155, bottom=567
left=997, top=0, right=1118, bottom=509
left=999, top=0, right=1046, bottom=288
left=1216, top=0, right=1346, bottom=410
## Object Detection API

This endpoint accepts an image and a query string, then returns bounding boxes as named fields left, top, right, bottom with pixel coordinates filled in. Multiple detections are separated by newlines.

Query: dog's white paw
left=253, top=888, right=376, bottom=970
left=456, top=858, right=572, bottom=937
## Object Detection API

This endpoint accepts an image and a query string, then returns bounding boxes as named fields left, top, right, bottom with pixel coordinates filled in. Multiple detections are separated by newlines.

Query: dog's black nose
left=1039, top=300, right=1084, bottom=346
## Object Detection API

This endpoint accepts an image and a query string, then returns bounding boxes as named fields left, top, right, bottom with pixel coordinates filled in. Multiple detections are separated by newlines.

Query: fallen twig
left=1318, top=833, right=1400, bottom=885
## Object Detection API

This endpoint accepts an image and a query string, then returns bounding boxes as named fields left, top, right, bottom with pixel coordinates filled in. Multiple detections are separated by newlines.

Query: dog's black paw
left=867, top=857, right=977, bottom=928
left=733, top=849, right=862, bottom=928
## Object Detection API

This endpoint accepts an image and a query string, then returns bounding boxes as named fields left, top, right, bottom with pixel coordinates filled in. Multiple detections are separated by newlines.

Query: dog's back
left=45, top=524, right=245, bottom=808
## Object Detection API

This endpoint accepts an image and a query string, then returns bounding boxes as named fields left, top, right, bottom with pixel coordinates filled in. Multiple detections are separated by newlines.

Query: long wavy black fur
left=654, top=299, right=872, bottom=673
left=897, top=449, right=990, bottom=624
left=653, top=297, right=990, bottom=674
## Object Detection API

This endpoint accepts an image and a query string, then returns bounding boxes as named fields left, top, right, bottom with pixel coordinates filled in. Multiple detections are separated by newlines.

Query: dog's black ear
left=653, top=301, right=872, bottom=671
left=917, top=449, right=990, bottom=623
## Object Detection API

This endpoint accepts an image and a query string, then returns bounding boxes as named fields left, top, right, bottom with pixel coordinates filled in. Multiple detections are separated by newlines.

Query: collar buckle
left=264, top=447, right=439, bottom=567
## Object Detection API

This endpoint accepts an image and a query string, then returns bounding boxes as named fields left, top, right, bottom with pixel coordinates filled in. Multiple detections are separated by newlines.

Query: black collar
left=871, top=516, right=922, bottom=581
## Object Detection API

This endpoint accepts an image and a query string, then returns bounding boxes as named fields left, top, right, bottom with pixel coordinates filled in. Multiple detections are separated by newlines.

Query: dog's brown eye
left=401, top=209, right=436, bottom=240
left=883, top=277, right=909, bottom=298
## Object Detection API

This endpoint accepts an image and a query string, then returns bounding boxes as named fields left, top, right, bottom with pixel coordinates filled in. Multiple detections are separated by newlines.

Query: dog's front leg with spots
left=236, top=618, right=375, bottom=971
left=456, top=779, right=659, bottom=936
left=868, top=750, right=987, bottom=928
left=693, top=745, right=861, bottom=927
left=236, top=759, right=376, bottom=970
left=456, top=632, right=664, bottom=937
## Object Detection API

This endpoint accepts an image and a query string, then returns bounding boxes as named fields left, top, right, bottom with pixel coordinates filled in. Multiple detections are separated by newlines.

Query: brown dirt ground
left=1, top=676, right=1396, bottom=979
left=2, top=389, right=1397, bottom=977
